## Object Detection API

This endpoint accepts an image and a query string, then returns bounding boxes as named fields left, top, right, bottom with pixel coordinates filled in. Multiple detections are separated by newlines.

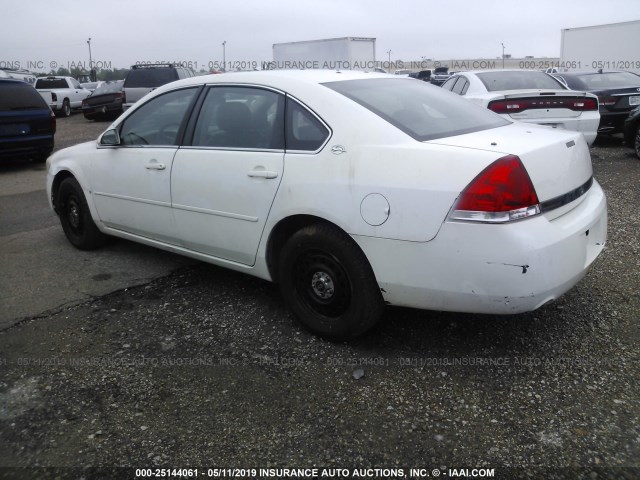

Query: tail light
left=50, top=110, right=56, bottom=133
left=121, top=91, right=126, bottom=104
left=114, top=92, right=123, bottom=103
left=449, top=155, right=540, bottom=223
left=488, top=97, right=598, bottom=114
left=597, top=96, right=616, bottom=107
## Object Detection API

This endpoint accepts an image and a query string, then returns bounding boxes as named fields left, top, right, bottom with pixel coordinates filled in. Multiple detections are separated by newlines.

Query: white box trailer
left=560, top=20, right=640, bottom=74
left=271, top=37, right=376, bottom=70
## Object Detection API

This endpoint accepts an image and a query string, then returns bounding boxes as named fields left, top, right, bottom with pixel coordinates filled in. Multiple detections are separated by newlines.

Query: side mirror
left=100, top=128, right=121, bottom=146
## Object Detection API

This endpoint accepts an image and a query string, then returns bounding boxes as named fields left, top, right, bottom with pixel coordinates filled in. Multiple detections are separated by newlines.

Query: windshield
left=477, top=71, right=565, bottom=91
left=323, top=78, right=509, bottom=141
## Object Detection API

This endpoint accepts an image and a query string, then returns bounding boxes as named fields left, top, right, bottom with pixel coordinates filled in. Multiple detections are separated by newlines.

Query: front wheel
left=279, top=223, right=384, bottom=339
left=56, top=177, right=108, bottom=250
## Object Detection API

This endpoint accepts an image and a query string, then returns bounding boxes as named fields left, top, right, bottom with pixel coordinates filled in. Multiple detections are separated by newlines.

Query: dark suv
left=122, top=64, right=193, bottom=110
left=0, top=79, right=55, bottom=163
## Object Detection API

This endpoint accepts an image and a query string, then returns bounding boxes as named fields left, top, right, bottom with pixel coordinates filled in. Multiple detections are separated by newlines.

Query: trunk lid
left=428, top=122, right=593, bottom=204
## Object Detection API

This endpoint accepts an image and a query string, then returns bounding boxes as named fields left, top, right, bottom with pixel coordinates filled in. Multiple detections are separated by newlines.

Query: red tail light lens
left=488, top=97, right=598, bottom=114
left=449, top=155, right=540, bottom=223
left=597, top=96, right=616, bottom=107
left=50, top=110, right=56, bottom=133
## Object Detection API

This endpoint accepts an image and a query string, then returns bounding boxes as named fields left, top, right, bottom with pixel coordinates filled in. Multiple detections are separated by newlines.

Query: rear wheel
left=58, top=99, right=71, bottom=117
left=278, top=223, right=384, bottom=339
left=56, top=177, right=107, bottom=250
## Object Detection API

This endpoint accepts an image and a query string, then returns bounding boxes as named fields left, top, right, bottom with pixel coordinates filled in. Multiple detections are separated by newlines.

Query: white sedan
left=441, top=70, right=600, bottom=145
left=46, top=70, right=607, bottom=339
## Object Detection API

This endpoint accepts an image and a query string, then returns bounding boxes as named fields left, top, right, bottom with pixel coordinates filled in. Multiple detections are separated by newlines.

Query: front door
left=89, top=87, right=198, bottom=244
left=171, top=86, right=285, bottom=265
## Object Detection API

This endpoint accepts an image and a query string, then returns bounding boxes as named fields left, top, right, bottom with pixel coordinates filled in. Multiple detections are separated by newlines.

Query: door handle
left=145, top=160, right=166, bottom=170
left=248, top=170, right=278, bottom=179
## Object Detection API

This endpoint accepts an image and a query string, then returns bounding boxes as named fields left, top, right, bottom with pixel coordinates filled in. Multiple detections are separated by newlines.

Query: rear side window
left=0, top=83, right=48, bottom=111
left=324, top=78, right=508, bottom=141
left=476, top=71, right=565, bottom=91
left=285, top=98, right=330, bottom=151
left=35, top=78, right=68, bottom=89
left=124, top=68, right=179, bottom=88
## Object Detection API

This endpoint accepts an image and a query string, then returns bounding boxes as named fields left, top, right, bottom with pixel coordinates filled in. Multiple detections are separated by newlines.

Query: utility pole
left=501, top=42, right=505, bottom=69
left=222, top=41, right=227, bottom=72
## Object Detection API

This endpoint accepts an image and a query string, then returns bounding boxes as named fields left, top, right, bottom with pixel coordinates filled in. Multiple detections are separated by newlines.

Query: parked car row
left=441, top=69, right=600, bottom=145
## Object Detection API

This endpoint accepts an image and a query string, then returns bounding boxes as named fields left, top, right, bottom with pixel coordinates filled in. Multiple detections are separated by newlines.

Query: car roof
left=554, top=71, right=632, bottom=76
left=0, top=78, right=32, bottom=85
left=151, top=69, right=391, bottom=93
left=461, top=69, right=552, bottom=75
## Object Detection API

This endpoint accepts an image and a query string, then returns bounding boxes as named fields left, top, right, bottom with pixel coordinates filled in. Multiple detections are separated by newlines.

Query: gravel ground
left=0, top=126, right=638, bottom=479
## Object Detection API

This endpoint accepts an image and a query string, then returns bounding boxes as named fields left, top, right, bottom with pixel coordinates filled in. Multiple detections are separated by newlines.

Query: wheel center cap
left=311, top=272, right=335, bottom=299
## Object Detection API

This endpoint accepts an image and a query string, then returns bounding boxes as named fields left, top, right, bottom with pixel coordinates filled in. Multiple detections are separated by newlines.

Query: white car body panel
left=46, top=70, right=607, bottom=316
left=445, top=70, right=600, bottom=145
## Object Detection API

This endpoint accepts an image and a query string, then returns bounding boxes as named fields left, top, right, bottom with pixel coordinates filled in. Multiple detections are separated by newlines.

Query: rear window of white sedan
left=324, top=78, right=508, bottom=141
left=476, top=71, right=566, bottom=91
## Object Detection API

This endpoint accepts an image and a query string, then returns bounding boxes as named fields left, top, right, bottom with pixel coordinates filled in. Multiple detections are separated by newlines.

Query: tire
left=278, top=223, right=385, bottom=339
left=58, top=99, right=71, bottom=117
left=634, top=126, right=640, bottom=160
left=56, top=177, right=107, bottom=250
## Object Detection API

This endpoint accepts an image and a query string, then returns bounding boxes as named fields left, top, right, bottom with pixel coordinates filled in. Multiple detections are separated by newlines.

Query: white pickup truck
left=35, top=76, right=91, bottom=117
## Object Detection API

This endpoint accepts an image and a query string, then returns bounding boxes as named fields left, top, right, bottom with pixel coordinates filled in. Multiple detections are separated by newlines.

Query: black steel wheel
left=56, top=177, right=107, bottom=250
left=279, top=223, right=384, bottom=339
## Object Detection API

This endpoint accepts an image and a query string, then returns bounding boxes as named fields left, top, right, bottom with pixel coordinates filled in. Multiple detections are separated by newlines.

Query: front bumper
left=354, top=180, right=607, bottom=314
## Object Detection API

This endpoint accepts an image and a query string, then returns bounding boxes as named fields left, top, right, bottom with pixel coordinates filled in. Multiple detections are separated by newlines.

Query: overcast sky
left=2, top=0, right=639, bottom=71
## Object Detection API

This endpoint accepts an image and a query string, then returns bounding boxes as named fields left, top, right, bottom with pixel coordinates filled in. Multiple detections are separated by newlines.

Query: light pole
left=501, top=42, right=505, bottom=69
left=222, top=41, right=226, bottom=71
left=87, top=37, right=93, bottom=70
left=387, top=49, right=392, bottom=65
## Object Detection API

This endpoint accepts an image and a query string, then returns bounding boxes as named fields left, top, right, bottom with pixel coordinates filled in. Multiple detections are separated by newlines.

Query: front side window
left=441, top=77, right=457, bottom=91
left=452, top=77, right=469, bottom=95
left=191, top=86, right=284, bottom=149
left=119, top=87, right=197, bottom=146
left=324, top=78, right=508, bottom=141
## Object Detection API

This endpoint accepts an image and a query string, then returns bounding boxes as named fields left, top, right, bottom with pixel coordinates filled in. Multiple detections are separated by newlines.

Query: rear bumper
left=0, top=136, right=54, bottom=159
left=599, top=111, right=633, bottom=134
left=354, top=180, right=607, bottom=314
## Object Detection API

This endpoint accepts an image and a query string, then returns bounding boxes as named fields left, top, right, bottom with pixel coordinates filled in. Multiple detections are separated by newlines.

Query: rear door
left=171, top=85, right=285, bottom=265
